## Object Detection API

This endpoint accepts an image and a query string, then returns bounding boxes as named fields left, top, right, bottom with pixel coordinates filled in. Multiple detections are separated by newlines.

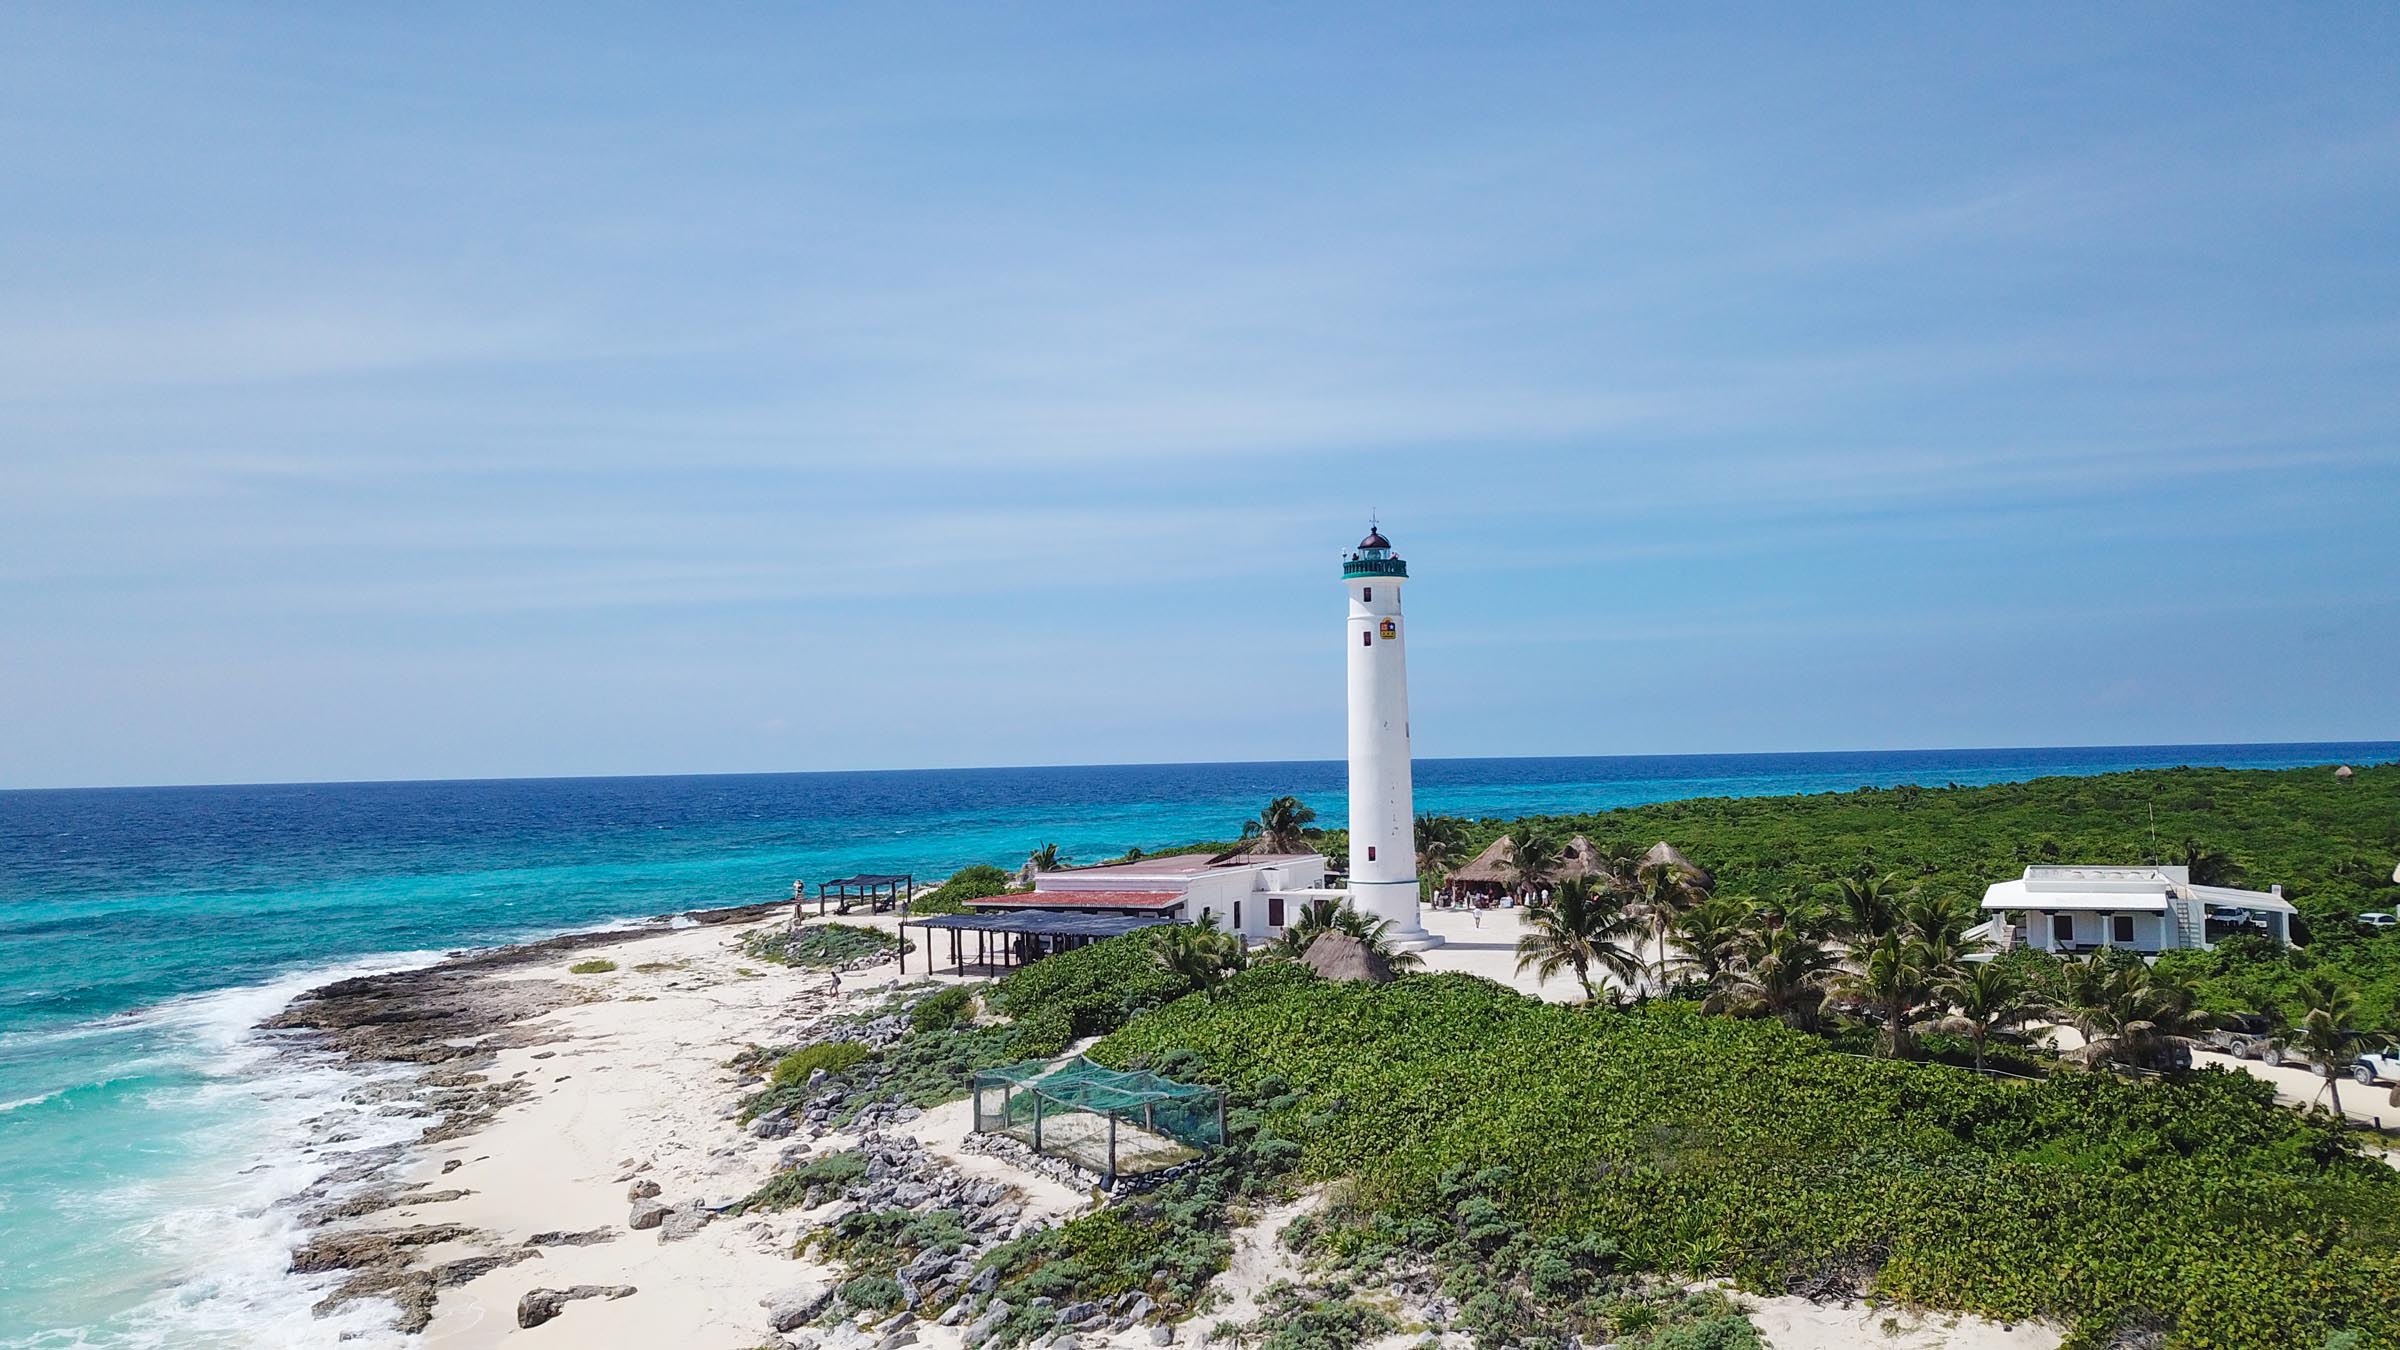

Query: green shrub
left=733, top=1149, right=868, bottom=1213
left=772, top=1041, right=869, bottom=1087
left=909, top=864, right=1018, bottom=917
left=1096, top=964, right=2400, bottom=1348
left=567, top=958, right=618, bottom=974
left=992, top=933, right=1197, bottom=1039
left=912, top=985, right=976, bottom=1033
left=836, top=1273, right=904, bottom=1312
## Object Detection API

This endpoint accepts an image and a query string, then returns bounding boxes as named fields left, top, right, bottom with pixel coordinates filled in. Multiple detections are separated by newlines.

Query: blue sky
left=2, top=6, right=2396, bottom=788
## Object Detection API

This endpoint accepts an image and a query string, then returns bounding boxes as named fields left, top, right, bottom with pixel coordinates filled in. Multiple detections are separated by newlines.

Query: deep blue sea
left=3, top=743, right=2395, bottom=1346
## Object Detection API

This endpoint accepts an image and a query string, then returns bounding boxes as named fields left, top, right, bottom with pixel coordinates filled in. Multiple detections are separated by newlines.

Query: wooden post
left=1032, top=1093, right=1044, bottom=1152
left=1107, top=1109, right=1119, bottom=1190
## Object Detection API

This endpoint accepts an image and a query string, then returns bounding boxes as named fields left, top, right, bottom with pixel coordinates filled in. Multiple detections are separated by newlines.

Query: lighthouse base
left=1343, top=879, right=1444, bottom=952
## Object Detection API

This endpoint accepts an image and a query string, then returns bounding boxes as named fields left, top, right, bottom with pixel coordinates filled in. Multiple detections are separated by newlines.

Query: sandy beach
left=244, top=902, right=2079, bottom=1350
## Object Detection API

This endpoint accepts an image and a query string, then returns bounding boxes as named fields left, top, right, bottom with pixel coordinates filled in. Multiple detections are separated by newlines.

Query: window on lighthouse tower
left=1362, top=587, right=1371, bottom=601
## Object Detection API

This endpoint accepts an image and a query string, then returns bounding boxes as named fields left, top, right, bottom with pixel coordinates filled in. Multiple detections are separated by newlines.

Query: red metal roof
left=964, top=890, right=1183, bottom=911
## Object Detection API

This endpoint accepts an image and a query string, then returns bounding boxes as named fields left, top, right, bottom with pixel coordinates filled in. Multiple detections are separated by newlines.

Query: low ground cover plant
left=741, top=922, right=906, bottom=968
left=566, top=958, right=617, bottom=974
left=1099, top=963, right=2400, bottom=1349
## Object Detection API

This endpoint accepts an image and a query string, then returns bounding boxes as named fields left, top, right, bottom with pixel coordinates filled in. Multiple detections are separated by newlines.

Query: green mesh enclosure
left=971, top=1056, right=1223, bottom=1183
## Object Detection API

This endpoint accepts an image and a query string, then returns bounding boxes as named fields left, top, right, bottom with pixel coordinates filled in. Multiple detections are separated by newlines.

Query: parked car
left=2207, top=1013, right=2275, bottom=1059
left=2349, top=1044, right=2400, bottom=1086
left=2359, top=912, right=2399, bottom=931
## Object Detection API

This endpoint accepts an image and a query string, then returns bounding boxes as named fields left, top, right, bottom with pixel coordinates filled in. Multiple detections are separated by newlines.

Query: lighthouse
left=1343, top=524, right=1440, bottom=950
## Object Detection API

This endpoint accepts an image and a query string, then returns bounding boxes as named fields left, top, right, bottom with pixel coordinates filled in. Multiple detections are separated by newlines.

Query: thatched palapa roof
left=1639, top=841, right=1712, bottom=887
left=1559, top=835, right=1608, bottom=879
left=1302, top=930, right=1397, bottom=984
left=1448, top=835, right=1516, bottom=885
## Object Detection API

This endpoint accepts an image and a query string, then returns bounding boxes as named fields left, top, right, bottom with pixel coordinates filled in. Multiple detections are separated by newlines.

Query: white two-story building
left=1976, top=864, right=2295, bottom=955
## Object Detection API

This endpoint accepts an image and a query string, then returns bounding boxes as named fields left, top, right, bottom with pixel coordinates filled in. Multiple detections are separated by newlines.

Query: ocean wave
left=0, top=949, right=458, bottom=1349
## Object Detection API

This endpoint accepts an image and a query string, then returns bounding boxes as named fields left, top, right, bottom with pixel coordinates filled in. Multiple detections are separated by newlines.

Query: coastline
left=241, top=901, right=1093, bottom=1348
left=236, top=903, right=2064, bottom=1350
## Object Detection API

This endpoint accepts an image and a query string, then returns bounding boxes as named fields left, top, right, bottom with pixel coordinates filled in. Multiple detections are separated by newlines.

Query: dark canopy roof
left=904, top=910, right=1174, bottom=939
left=824, top=873, right=912, bottom=886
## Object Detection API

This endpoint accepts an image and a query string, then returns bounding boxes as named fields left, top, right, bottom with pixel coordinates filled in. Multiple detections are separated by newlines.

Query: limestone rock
left=628, top=1199, right=670, bottom=1230
left=523, top=1228, right=615, bottom=1248
left=516, top=1283, right=636, bottom=1329
left=765, top=1278, right=834, bottom=1332
left=657, top=1203, right=712, bottom=1243
left=627, top=1178, right=662, bottom=1201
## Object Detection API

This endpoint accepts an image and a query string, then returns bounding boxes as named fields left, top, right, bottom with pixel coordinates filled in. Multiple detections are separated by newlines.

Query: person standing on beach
left=827, top=970, right=842, bottom=999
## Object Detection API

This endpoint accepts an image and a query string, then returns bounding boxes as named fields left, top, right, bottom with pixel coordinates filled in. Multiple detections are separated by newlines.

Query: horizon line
left=6, top=737, right=2397, bottom=796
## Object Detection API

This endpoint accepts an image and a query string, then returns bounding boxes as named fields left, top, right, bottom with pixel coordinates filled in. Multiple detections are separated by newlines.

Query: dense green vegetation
left=1099, top=964, right=2400, bottom=1349
left=740, top=921, right=907, bottom=968
left=566, top=958, right=618, bottom=974
left=909, top=864, right=1019, bottom=916
left=1427, top=764, right=2400, bottom=1034
left=989, top=929, right=1204, bottom=1040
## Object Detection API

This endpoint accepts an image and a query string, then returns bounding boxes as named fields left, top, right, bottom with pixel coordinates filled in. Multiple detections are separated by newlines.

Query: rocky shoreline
left=250, top=902, right=790, bottom=1335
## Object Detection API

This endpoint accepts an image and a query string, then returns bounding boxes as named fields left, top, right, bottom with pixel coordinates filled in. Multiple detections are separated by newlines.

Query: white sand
left=369, top=917, right=1054, bottom=1348
left=351, top=907, right=2054, bottom=1348
left=1743, top=1295, right=2061, bottom=1350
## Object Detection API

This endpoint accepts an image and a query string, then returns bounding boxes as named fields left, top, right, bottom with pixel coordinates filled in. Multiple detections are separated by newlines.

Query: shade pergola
left=810, top=873, right=913, bottom=916
left=898, top=909, right=1174, bottom=976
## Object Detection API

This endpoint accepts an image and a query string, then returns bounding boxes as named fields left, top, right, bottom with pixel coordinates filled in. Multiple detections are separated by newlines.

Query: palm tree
left=2063, top=958, right=2211, bottom=1072
left=2177, top=838, right=2243, bottom=888
left=1831, top=873, right=1905, bottom=940
left=1900, top=892, right=1988, bottom=987
left=1241, top=796, right=1318, bottom=854
left=1507, top=832, right=1562, bottom=902
left=2279, top=973, right=2364, bottom=1116
left=1667, top=894, right=1755, bottom=996
left=1513, top=876, right=1647, bottom=1003
left=1416, top=814, right=1465, bottom=886
left=1026, top=843, right=1065, bottom=873
left=1635, top=860, right=1709, bottom=993
left=1711, top=920, right=1839, bottom=1031
left=1830, top=929, right=1923, bottom=1058
left=1927, top=961, right=2050, bottom=1073
left=1271, top=898, right=1425, bottom=972
left=1152, top=920, right=1247, bottom=1001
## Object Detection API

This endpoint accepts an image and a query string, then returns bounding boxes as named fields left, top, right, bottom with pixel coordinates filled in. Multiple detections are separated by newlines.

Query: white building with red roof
left=965, top=850, right=1339, bottom=941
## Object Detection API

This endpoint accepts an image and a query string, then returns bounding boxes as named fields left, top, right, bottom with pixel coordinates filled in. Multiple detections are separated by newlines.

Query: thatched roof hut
left=1639, top=841, right=1712, bottom=888
left=1302, top=930, right=1396, bottom=984
left=1559, top=835, right=1609, bottom=880
left=1449, top=835, right=1516, bottom=886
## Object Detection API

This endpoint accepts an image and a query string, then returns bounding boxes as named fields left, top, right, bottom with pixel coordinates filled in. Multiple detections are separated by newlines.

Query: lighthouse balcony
left=1341, top=557, right=1408, bottom=579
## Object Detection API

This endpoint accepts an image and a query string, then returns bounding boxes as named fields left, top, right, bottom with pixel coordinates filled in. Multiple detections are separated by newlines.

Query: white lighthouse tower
left=1342, top=523, right=1440, bottom=951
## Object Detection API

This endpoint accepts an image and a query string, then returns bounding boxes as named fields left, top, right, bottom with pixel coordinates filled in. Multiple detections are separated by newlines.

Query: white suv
left=2350, top=1045, right=2400, bottom=1086
left=2361, top=912, right=2399, bottom=931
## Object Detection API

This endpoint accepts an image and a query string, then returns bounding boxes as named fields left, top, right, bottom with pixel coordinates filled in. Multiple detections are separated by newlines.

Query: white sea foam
left=2, top=950, right=449, bottom=1350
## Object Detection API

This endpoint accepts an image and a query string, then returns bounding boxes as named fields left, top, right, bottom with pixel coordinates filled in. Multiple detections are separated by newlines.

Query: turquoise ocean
left=3, top=744, right=2396, bottom=1346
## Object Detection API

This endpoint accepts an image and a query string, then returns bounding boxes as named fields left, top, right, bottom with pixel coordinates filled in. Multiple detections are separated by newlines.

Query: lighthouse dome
left=1357, top=526, right=1391, bottom=551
